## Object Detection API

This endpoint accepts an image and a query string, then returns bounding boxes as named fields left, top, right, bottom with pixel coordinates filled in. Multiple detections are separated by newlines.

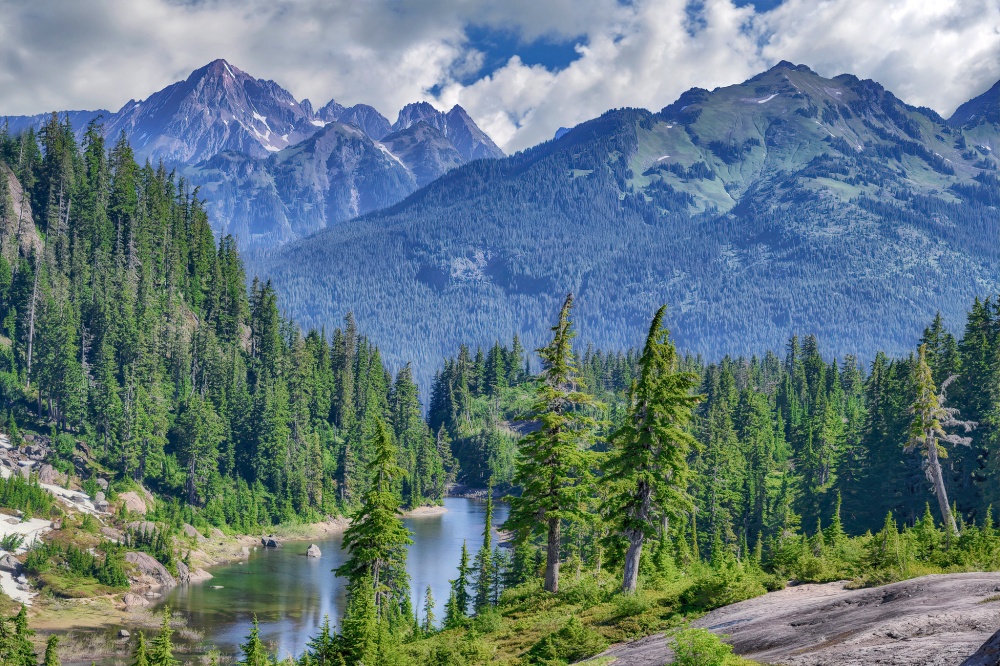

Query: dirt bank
left=595, top=572, right=1000, bottom=666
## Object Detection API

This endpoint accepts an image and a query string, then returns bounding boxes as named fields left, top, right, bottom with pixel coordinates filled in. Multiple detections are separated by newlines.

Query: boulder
left=261, top=536, right=281, bottom=548
left=188, top=568, right=213, bottom=584
left=306, top=544, right=322, bottom=558
left=96, top=478, right=109, bottom=490
left=95, top=491, right=106, bottom=503
left=123, top=593, right=150, bottom=608
left=119, top=491, right=148, bottom=515
left=102, top=526, right=123, bottom=541
left=124, top=551, right=176, bottom=590
left=182, top=524, right=205, bottom=541
left=95, top=500, right=110, bottom=513
left=118, top=629, right=130, bottom=639
left=0, top=554, right=21, bottom=573
left=36, top=464, right=58, bottom=485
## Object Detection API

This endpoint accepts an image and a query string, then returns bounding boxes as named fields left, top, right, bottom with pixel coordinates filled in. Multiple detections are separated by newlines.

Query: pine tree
left=148, top=609, right=179, bottom=666
left=340, top=576, right=377, bottom=666
left=473, top=478, right=495, bottom=612
left=131, top=631, right=149, bottom=666
left=421, top=585, right=436, bottom=632
left=239, top=616, right=273, bottom=666
left=43, top=634, right=60, bottom=666
left=504, top=294, right=600, bottom=593
left=603, top=306, right=701, bottom=593
left=447, top=539, right=472, bottom=624
left=907, top=345, right=976, bottom=535
left=305, top=616, right=336, bottom=666
left=336, top=417, right=413, bottom=612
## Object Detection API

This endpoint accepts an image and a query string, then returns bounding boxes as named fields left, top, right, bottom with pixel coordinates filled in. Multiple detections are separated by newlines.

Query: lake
left=160, top=497, right=507, bottom=660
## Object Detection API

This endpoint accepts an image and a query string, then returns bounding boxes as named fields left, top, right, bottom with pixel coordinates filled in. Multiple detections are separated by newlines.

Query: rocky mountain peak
left=393, top=102, right=448, bottom=134
left=949, top=79, right=1000, bottom=128
left=102, top=59, right=318, bottom=164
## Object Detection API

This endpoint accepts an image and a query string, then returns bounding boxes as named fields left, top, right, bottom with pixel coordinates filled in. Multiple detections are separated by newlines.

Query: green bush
left=670, top=628, right=732, bottom=666
left=681, top=564, right=766, bottom=611
left=611, top=591, right=651, bottom=618
left=526, top=616, right=608, bottom=665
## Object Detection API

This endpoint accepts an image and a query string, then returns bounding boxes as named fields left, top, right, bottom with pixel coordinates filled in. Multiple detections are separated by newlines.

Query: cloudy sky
left=0, top=0, right=997, bottom=152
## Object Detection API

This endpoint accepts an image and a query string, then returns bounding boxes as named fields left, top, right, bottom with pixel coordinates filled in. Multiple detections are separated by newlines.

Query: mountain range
left=2, top=59, right=504, bottom=247
left=255, top=62, right=1000, bottom=384
left=3, top=60, right=998, bottom=388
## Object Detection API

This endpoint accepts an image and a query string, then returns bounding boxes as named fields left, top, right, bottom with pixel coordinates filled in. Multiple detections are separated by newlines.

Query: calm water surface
left=161, top=497, right=507, bottom=660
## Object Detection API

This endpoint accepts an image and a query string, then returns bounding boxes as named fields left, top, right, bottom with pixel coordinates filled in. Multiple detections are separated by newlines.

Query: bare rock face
left=962, top=627, right=1000, bottom=665
left=125, top=551, right=176, bottom=590
left=597, top=573, right=1000, bottom=666
left=102, top=526, right=124, bottom=541
left=119, top=491, right=148, bottom=515
left=306, top=544, right=321, bottom=558
left=104, top=59, right=320, bottom=164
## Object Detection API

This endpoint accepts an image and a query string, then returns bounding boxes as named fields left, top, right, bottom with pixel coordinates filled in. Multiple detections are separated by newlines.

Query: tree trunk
left=622, top=530, right=644, bottom=594
left=544, top=516, right=560, bottom=593
left=926, top=432, right=958, bottom=535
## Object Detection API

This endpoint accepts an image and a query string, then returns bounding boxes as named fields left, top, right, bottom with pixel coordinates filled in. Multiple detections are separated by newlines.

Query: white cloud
left=0, top=0, right=997, bottom=152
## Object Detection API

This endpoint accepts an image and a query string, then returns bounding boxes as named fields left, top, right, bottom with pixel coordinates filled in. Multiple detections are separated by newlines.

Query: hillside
left=261, top=62, right=1000, bottom=384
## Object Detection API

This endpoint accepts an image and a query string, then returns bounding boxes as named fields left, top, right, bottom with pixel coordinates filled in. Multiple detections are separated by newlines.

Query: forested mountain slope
left=262, top=62, right=1000, bottom=385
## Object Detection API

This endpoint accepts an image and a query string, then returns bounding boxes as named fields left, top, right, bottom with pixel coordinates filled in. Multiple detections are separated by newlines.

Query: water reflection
left=161, top=497, right=507, bottom=659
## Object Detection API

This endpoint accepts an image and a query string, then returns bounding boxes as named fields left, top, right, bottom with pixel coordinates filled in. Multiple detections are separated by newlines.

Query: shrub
left=681, top=564, right=766, bottom=611
left=0, top=533, right=25, bottom=552
left=670, top=628, right=733, bottom=666
left=526, top=616, right=608, bottom=665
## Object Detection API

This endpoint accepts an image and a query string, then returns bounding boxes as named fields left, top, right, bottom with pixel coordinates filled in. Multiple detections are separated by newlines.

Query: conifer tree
left=340, top=576, right=377, bottom=666
left=131, top=632, right=149, bottom=666
left=239, top=616, right=273, bottom=666
left=473, top=478, right=495, bottom=612
left=603, top=306, right=701, bottom=593
left=336, top=417, right=413, bottom=612
left=504, top=294, right=600, bottom=593
left=43, top=635, right=60, bottom=666
left=907, top=345, right=976, bottom=535
left=305, top=616, right=336, bottom=666
left=149, top=609, right=179, bottom=666
left=446, top=539, right=472, bottom=624
left=421, top=585, right=436, bottom=632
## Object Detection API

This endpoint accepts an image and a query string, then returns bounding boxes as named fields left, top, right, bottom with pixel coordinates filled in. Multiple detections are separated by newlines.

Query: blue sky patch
left=460, top=24, right=585, bottom=84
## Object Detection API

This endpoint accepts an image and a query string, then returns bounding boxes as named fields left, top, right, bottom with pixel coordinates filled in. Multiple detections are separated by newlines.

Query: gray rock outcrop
left=962, top=627, right=1000, bottom=666
left=306, top=544, right=321, bottom=558
left=124, top=551, right=176, bottom=590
